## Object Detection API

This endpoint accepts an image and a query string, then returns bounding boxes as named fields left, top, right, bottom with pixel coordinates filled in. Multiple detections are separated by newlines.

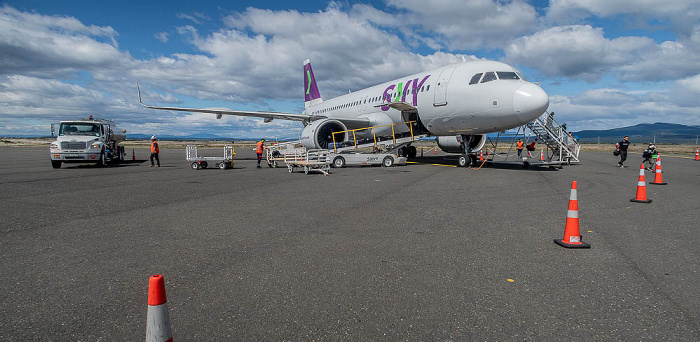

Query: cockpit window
left=481, top=72, right=497, bottom=83
left=496, top=71, right=520, bottom=80
left=469, top=73, right=483, bottom=85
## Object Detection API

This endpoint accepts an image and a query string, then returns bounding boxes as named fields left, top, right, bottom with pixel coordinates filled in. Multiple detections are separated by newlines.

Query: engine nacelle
left=301, top=119, right=348, bottom=150
left=435, top=134, right=487, bottom=154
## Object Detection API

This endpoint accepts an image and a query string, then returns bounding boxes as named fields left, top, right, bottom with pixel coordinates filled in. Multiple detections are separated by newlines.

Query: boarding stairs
left=525, top=113, right=580, bottom=164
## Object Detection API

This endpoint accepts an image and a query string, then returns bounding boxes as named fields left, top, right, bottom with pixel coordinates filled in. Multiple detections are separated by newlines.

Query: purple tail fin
left=304, top=59, right=323, bottom=108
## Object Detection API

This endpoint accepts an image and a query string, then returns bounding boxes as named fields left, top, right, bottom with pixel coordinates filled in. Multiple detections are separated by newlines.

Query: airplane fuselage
left=302, top=60, right=549, bottom=137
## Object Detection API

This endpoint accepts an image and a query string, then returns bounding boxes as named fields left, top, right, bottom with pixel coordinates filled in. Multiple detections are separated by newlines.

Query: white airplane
left=139, top=59, right=548, bottom=166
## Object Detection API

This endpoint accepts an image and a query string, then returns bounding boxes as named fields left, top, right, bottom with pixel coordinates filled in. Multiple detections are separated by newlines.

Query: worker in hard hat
left=150, top=135, right=160, bottom=167
left=516, top=139, right=524, bottom=160
left=256, top=138, right=265, bottom=168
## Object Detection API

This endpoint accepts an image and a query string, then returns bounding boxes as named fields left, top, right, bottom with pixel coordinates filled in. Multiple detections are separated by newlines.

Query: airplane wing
left=137, top=84, right=370, bottom=127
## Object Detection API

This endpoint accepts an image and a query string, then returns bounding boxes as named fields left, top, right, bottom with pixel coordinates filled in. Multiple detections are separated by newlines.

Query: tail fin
left=303, top=59, right=323, bottom=109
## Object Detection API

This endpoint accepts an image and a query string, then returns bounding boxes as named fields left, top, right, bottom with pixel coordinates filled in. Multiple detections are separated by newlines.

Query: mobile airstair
left=484, top=112, right=580, bottom=167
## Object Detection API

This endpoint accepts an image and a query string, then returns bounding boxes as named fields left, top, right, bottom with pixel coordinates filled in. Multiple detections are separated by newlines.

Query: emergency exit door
left=433, top=66, right=456, bottom=106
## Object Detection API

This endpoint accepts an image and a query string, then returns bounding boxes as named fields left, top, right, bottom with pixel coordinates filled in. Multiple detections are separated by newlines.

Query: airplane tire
left=458, top=155, right=469, bottom=167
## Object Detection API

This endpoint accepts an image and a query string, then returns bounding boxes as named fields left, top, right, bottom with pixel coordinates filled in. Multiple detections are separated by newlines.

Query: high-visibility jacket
left=151, top=141, right=159, bottom=153
left=516, top=141, right=524, bottom=149
left=256, top=141, right=264, bottom=154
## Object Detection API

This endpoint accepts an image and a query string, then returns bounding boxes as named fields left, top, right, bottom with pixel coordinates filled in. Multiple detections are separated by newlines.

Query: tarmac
left=0, top=146, right=698, bottom=341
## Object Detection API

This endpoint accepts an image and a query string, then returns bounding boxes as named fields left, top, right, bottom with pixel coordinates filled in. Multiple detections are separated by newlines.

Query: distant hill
left=573, top=122, right=700, bottom=144
left=126, top=133, right=244, bottom=141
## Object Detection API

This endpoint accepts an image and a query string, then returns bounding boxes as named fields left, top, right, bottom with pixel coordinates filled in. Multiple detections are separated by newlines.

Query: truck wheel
left=191, top=162, right=200, bottom=170
left=333, top=157, right=346, bottom=168
left=51, top=160, right=61, bottom=169
left=98, top=150, right=106, bottom=167
left=304, top=166, right=309, bottom=174
left=382, top=156, right=394, bottom=167
left=200, top=161, right=208, bottom=169
left=219, top=162, right=226, bottom=170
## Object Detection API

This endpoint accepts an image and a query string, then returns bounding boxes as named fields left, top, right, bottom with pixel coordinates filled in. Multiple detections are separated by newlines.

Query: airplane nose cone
left=513, top=83, right=549, bottom=121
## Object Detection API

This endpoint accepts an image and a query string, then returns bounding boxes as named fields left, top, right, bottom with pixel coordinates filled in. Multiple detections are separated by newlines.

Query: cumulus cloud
left=0, top=5, right=130, bottom=78
left=547, top=0, right=700, bottom=34
left=382, top=0, right=538, bottom=50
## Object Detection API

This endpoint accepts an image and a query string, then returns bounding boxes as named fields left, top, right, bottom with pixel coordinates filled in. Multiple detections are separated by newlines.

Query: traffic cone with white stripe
left=539, top=149, right=544, bottom=161
left=695, top=148, right=699, bottom=161
left=479, top=149, right=484, bottom=161
left=650, top=155, right=666, bottom=185
left=146, top=275, right=173, bottom=342
left=434, top=146, right=437, bottom=155
left=630, top=163, right=652, bottom=203
left=554, top=181, right=590, bottom=248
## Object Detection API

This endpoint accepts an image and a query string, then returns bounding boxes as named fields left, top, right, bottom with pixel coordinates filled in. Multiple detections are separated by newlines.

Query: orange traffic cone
left=479, top=149, right=484, bottom=161
left=630, top=163, right=652, bottom=203
left=539, top=149, right=544, bottom=161
left=554, top=181, right=590, bottom=248
left=420, top=147, right=423, bottom=157
left=695, top=148, right=699, bottom=161
left=146, top=275, right=173, bottom=342
left=650, top=156, right=666, bottom=185
left=434, top=146, right=437, bottom=155
left=132, top=149, right=136, bottom=161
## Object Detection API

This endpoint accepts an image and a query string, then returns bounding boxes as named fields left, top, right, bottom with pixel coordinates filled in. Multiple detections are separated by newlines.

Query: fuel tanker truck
left=49, top=115, right=126, bottom=168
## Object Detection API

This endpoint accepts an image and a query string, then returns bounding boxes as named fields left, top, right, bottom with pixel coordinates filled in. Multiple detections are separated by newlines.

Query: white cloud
left=384, top=0, right=538, bottom=50
left=547, top=0, right=700, bottom=34
left=154, top=32, right=169, bottom=43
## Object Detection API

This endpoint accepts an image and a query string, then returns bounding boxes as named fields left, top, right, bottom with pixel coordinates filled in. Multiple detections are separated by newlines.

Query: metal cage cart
left=186, top=145, right=235, bottom=170
left=284, top=149, right=331, bottom=175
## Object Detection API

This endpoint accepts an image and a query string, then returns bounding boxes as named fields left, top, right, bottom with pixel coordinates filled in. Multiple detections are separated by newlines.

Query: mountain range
left=572, top=122, right=700, bottom=144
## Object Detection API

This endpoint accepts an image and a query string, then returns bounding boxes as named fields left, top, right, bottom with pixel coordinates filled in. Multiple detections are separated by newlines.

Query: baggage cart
left=284, top=149, right=331, bottom=175
left=186, top=145, right=235, bottom=170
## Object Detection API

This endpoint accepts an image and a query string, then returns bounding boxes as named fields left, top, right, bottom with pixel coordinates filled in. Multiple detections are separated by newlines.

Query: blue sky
left=1, top=0, right=699, bottom=138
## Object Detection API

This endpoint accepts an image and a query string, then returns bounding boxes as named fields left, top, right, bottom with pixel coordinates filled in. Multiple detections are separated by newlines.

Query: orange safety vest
left=516, top=141, right=524, bottom=149
left=151, top=141, right=159, bottom=153
left=256, top=141, right=264, bottom=154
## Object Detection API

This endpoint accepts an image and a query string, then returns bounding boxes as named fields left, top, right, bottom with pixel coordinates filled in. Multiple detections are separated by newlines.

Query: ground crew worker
left=615, top=136, right=630, bottom=168
left=516, top=139, right=524, bottom=160
left=150, top=135, right=160, bottom=167
left=256, top=139, right=265, bottom=168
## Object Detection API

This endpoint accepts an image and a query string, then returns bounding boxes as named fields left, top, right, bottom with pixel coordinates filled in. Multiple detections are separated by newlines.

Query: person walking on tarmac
left=149, top=135, right=160, bottom=167
left=516, top=139, right=524, bottom=160
left=642, top=144, right=656, bottom=170
left=615, top=136, right=630, bottom=168
left=256, top=138, right=265, bottom=168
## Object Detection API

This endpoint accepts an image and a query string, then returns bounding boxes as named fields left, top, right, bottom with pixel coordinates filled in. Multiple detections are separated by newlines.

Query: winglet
left=137, top=81, right=144, bottom=106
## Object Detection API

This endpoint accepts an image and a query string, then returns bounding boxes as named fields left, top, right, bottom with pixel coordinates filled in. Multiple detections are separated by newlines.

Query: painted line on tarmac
left=406, top=161, right=457, bottom=168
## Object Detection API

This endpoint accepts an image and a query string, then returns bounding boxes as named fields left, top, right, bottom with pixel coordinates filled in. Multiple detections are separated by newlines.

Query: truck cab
left=49, top=116, right=126, bottom=168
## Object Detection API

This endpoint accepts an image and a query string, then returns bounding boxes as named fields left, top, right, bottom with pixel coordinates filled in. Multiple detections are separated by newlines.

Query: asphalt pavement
left=0, top=147, right=698, bottom=340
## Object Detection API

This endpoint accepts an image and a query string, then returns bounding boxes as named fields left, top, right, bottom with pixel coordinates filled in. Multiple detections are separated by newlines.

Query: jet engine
left=435, top=134, right=487, bottom=153
left=301, top=119, right=348, bottom=149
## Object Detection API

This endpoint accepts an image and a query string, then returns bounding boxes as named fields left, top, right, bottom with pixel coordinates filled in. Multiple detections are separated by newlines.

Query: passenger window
left=469, top=73, right=483, bottom=85
left=426, top=85, right=430, bottom=91
left=496, top=71, right=519, bottom=80
left=481, top=72, right=497, bottom=83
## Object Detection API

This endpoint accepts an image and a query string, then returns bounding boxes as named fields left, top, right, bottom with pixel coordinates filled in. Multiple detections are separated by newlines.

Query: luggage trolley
left=284, top=149, right=331, bottom=175
left=186, top=144, right=235, bottom=170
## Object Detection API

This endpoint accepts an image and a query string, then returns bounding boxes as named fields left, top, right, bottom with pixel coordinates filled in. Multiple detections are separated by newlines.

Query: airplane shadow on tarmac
left=411, top=156, right=561, bottom=171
